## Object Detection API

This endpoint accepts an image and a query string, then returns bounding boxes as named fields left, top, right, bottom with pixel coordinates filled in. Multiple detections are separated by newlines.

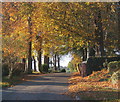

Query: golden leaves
left=68, top=69, right=119, bottom=100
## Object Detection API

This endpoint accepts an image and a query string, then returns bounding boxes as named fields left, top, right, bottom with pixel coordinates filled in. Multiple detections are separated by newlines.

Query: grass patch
left=0, top=82, right=10, bottom=88
left=1, top=73, right=45, bottom=88
left=32, top=71, right=41, bottom=74
left=2, top=76, right=24, bottom=88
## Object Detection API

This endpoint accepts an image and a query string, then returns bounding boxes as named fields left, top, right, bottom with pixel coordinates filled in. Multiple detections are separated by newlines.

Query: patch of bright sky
left=60, top=53, right=72, bottom=67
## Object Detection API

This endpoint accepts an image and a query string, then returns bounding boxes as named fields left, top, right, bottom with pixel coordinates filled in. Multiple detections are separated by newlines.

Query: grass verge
left=1, top=72, right=42, bottom=88
left=67, top=69, right=120, bottom=101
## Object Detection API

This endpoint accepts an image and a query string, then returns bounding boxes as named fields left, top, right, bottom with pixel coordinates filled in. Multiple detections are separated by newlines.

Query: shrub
left=12, top=63, right=25, bottom=76
left=111, top=70, right=120, bottom=84
left=2, top=63, right=9, bottom=76
left=68, top=62, right=75, bottom=72
left=108, top=61, right=120, bottom=73
left=42, top=64, right=49, bottom=73
left=60, top=69, right=66, bottom=72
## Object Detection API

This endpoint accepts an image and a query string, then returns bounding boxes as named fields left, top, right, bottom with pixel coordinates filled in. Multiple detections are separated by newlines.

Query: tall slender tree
left=27, top=16, right=32, bottom=73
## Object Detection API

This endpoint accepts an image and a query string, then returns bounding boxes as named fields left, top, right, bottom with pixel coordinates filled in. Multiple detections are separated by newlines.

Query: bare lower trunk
left=44, top=55, right=49, bottom=68
left=94, top=9, right=105, bottom=56
left=118, top=2, right=120, bottom=50
left=8, top=65, right=13, bottom=79
left=28, top=17, right=32, bottom=74
left=22, top=58, right=27, bottom=73
left=54, top=54, right=57, bottom=70
left=58, top=55, right=60, bottom=70
left=38, top=51, right=42, bottom=73
left=83, top=48, right=87, bottom=61
left=77, top=64, right=81, bottom=74
left=33, top=56, right=37, bottom=72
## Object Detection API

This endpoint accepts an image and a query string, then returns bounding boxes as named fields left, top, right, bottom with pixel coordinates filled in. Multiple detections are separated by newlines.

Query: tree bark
left=87, top=47, right=89, bottom=59
left=38, top=51, right=42, bottom=73
left=94, top=9, right=105, bottom=56
left=33, top=56, right=37, bottom=72
left=118, top=2, right=120, bottom=50
left=27, top=17, right=32, bottom=74
left=22, top=58, right=26, bottom=73
left=54, top=54, right=57, bottom=70
left=77, top=64, right=81, bottom=74
left=83, top=48, right=87, bottom=61
left=85, top=48, right=87, bottom=60
left=44, top=55, right=49, bottom=68
left=89, top=47, right=95, bottom=57
left=57, top=55, right=60, bottom=70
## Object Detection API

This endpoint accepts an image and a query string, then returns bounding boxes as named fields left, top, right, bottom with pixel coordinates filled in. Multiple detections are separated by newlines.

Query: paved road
left=2, top=73, right=73, bottom=100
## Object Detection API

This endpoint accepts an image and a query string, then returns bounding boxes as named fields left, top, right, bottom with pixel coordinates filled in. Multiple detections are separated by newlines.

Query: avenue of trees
left=2, top=2, right=120, bottom=78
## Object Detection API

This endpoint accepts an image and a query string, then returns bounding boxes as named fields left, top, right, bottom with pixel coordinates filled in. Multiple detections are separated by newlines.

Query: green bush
left=111, top=70, right=120, bottom=84
left=2, top=63, right=9, bottom=76
left=86, top=57, right=120, bottom=75
left=108, top=61, right=120, bottom=73
left=60, top=69, right=66, bottom=72
left=42, top=64, right=49, bottom=73
left=67, top=62, right=75, bottom=72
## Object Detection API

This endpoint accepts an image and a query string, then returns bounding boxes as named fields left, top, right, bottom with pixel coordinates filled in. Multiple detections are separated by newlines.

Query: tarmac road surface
left=2, top=73, right=73, bottom=100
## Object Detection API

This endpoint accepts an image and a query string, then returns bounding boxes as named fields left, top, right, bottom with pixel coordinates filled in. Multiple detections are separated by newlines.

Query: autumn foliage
left=68, top=69, right=120, bottom=100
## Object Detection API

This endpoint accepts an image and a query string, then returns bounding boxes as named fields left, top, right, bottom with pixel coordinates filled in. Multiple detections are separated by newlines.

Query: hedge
left=60, top=69, right=66, bottom=72
left=108, top=61, right=120, bottom=73
left=111, top=69, right=120, bottom=84
left=41, top=64, right=49, bottom=73
left=2, top=63, right=9, bottom=76
left=86, top=57, right=120, bottom=75
left=12, top=63, right=25, bottom=76
left=2, top=63, right=25, bottom=77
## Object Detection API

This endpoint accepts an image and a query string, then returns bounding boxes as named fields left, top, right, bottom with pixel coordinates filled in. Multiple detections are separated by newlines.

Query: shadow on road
left=2, top=91, right=72, bottom=100
left=33, top=77, right=51, bottom=80
left=44, top=75, right=70, bottom=78
left=20, top=81, right=69, bottom=86
left=2, top=73, right=73, bottom=100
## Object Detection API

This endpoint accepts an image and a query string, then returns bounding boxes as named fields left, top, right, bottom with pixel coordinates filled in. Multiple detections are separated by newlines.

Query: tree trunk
left=82, top=48, right=85, bottom=61
left=87, top=47, right=89, bottom=59
left=85, top=48, right=87, bottom=60
left=33, top=56, right=37, bottom=72
left=118, top=2, right=120, bottom=50
left=58, top=55, right=60, bottom=70
left=44, top=55, right=49, bottom=68
left=54, top=54, right=57, bottom=70
left=22, top=58, right=26, bottom=73
left=27, top=17, right=32, bottom=74
left=83, top=48, right=87, bottom=61
left=8, top=68, right=13, bottom=79
left=8, top=63, right=14, bottom=79
left=77, top=64, right=81, bottom=74
left=89, top=47, right=95, bottom=57
left=94, top=9, right=105, bottom=56
left=38, top=51, right=42, bottom=73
